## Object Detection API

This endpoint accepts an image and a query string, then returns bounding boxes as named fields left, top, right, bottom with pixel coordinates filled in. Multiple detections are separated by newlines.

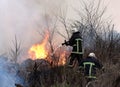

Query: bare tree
left=36, top=13, right=62, bottom=66
left=9, top=35, right=22, bottom=63
left=72, top=0, right=107, bottom=47
left=57, top=7, right=73, bottom=40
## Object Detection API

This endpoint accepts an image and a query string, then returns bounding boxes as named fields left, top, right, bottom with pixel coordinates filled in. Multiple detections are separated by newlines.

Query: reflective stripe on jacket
left=72, top=38, right=83, bottom=54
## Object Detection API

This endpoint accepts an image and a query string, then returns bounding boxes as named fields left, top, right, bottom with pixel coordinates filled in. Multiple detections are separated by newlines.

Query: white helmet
left=88, top=52, right=96, bottom=58
left=71, top=28, right=78, bottom=33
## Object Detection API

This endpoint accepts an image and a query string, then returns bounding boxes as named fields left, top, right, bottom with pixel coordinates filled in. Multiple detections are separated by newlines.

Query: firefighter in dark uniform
left=79, top=52, right=103, bottom=83
left=62, top=28, right=83, bottom=67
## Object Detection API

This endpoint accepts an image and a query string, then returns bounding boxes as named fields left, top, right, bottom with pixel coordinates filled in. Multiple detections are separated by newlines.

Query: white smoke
left=0, top=57, right=19, bottom=87
left=0, top=71, right=15, bottom=87
left=0, top=0, right=68, bottom=64
left=0, top=0, right=67, bottom=86
left=0, top=0, right=66, bottom=55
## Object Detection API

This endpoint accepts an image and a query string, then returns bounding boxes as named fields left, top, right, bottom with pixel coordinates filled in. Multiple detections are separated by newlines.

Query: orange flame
left=28, top=32, right=49, bottom=60
left=58, top=51, right=67, bottom=65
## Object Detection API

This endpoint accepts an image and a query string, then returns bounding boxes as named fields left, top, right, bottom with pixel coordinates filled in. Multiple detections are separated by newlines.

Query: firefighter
left=79, top=52, right=103, bottom=83
left=62, top=28, right=83, bottom=67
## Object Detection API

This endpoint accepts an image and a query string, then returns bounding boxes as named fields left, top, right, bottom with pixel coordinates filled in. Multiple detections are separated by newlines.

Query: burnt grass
left=16, top=59, right=120, bottom=87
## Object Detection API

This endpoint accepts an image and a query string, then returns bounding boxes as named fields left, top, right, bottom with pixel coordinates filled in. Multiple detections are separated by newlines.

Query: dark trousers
left=69, top=53, right=82, bottom=66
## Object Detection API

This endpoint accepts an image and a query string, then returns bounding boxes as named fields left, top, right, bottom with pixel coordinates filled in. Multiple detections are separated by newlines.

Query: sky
left=67, top=0, right=120, bottom=32
left=107, top=0, right=120, bottom=32
left=0, top=0, right=120, bottom=55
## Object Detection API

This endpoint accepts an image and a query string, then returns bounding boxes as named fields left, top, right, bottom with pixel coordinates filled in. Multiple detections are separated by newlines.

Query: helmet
left=71, top=28, right=78, bottom=33
left=88, top=52, right=96, bottom=58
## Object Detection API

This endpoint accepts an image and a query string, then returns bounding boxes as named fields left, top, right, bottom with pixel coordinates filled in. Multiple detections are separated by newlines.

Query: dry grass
left=16, top=59, right=120, bottom=87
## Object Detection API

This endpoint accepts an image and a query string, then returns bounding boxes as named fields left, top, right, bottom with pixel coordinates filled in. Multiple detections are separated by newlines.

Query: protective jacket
left=66, top=32, right=83, bottom=54
left=79, top=57, right=103, bottom=79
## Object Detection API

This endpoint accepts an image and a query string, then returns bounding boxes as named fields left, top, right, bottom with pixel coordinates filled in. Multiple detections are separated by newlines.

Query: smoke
left=0, top=71, right=15, bottom=87
left=0, top=0, right=66, bottom=54
left=0, top=57, right=23, bottom=87
left=0, top=1, right=67, bottom=85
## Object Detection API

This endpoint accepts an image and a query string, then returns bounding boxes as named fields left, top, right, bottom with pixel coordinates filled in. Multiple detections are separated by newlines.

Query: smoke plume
left=0, top=0, right=66, bottom=86
left=0, top=57, right=23, bottom=87
left=0, top=0, right=66, bottom=54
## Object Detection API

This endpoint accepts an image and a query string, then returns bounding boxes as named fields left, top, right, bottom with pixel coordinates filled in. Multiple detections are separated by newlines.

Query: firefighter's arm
left=97, top=61, right=105, bottom=73
left=78, top=66, right=84, bottom=73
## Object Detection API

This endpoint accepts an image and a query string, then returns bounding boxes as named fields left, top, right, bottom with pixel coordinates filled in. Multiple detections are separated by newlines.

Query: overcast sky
left=107, top=0, right=120, bottom=32
left=67, top=0, right=120, bottom=32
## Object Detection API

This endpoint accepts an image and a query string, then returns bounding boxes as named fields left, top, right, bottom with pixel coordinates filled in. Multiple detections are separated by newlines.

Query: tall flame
left=28, top=32, right=49, bottom=60
left=58, top=51, right=67, bottom=65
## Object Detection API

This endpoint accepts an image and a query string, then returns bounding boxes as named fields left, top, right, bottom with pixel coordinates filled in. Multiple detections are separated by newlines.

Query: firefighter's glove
left=62, top=43, right=65, bottom=45
left=62, top=40, right=68, bottom=45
